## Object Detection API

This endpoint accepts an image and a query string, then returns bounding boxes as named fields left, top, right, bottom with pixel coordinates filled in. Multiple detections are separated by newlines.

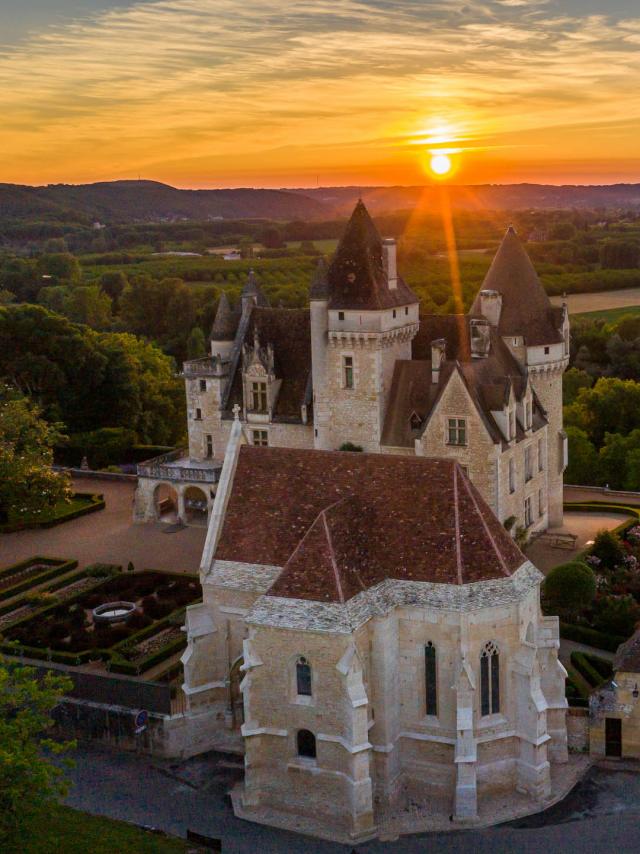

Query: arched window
left=425, top=642, right=437, bottom=716
left=297, top=729, right=316, bottom=759
left=296, top=656, right=312, bottom=697
left=480, top=641, right=500, bottom=716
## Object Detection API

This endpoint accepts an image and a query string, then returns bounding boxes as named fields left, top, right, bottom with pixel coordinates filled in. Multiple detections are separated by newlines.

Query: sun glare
left=430, top=153, right=452, bottom=177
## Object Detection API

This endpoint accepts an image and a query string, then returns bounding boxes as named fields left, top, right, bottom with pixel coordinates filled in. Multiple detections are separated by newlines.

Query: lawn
left=15, top=804, right=194, bottom=853
left=572, top=304, right=640, bottom=324
left=1, top=493, right=104, bottom=533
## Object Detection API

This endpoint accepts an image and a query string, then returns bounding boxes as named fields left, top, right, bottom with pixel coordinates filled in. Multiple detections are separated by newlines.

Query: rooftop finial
left=232, top=403, right=241, bottom=421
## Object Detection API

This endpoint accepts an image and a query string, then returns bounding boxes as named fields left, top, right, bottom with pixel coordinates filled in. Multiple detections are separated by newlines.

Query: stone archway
left=153, top=483, right=179, bottom=523
left=184, top=485, right=209, bottom=526
left=229, top=656, right=245, bottom=729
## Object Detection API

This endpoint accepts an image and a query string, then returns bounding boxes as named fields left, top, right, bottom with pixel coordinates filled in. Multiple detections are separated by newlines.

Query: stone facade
left=178, top=422, right=569, bottom=842
left=134, top=204, right=568, bottom=535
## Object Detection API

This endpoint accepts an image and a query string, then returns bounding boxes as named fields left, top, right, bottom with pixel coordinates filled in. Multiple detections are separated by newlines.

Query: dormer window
left=447, top=418, right=467, bottom=446
left=410, top=411, right=422, bottom=432
left=251, top=381, right=268, bottom=412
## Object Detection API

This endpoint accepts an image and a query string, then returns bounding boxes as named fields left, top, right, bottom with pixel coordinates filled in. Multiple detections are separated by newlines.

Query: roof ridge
left=458, top=471, right=512, bottom=577
left=452, top=465, right=464, bottom=585
left=321, top=508, right=345, bottom=605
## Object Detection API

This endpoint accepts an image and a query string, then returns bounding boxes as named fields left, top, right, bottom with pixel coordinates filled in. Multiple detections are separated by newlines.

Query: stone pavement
left=65, top=744, right=640, bottom=853
left=0, top=477, right=206, bottom=575
left=526, top=510, right=631, bottom=574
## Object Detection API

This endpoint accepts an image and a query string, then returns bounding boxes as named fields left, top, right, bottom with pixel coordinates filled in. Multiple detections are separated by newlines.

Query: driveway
left=64, top=745, right=640, bottom=853
left=0, top=478, right=206, bottom=575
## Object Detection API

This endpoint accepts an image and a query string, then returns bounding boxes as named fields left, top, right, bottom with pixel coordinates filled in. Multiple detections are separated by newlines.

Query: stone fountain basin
left=92, top=601, right=136, bottom=624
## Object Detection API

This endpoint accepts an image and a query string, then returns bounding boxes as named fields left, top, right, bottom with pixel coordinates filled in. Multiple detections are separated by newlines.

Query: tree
left=0, top=658, right=74, bottom=848
left=563, top=368, right=592, bottom=406
left=119, top=276, right=196, bottom=358
left=261, top=226, right=285, bottom=249
left=565, top=426, right=600, bottom=486
left=187, top=326, right=206, bottom=359
left=98, top=271, right=128, bottom=309
left=39, top=285, right=112, bottom=329
left=600, top=240, right=640, bottom=270
left=599, top=430, right=640, bottom=490
left=591, top=529, right=625, bottom=571
left=548, top=222, right=576, bottom=241
left=543, top=561, right=596, bottom=620
left=0, top=386, right=71, bottom=524
left=593, top=594, right=640, bottom=638
left=569, top=378, right=640, bottom=447
left=36, top=253, right=81, bottom=284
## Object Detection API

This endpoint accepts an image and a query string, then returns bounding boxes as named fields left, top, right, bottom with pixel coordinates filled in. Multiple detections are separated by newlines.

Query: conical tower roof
left=309, top=257, right=328, bottom=301
left=210, top=291, right=238, bottom=341
left=242, top=269, right=270, bottom=307
left=470, top=226, right=562, bottom=345
left=326, top=200, right=417, bottom=310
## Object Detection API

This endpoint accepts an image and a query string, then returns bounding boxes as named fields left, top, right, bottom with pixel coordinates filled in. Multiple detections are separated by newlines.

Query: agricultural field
left=551, top=288, right=640, bottom=318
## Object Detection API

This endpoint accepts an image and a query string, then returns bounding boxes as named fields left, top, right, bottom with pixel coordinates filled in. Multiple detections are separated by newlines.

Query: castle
left=135, top=202, right=573, bottom=841
left=135, top=200, right=570, bottom=535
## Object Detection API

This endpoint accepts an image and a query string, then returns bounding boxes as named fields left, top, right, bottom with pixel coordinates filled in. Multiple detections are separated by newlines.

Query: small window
left=296, top=657, right=312, bottom=697
left=251, top=381, right=267, bottom=413
left=480, top=641, right=500, bottom=716
left=538, top=489, right=545, bottom=518
left=338, top=311, right=345, bottom=321
left=297, top=729, right=316, bottom=759
left=425, top=642, right=437, bottom=716
left=509, top=458, right=515, bottom=494
left=538, top=438, right=544, bottom=472
left=252, top=429, right=268, bottom=447
left=393, top=309, right=397, bottom=319
left=524, top=495, right=533, bottom=527
left=195, top=407, right=202, bottom=421
left=544, top=346, right=550, bottom=355
left=405, top=306, right=409, bottom=316
left=199, top=379, right=207, bottom=392
left=343, top=355, right=354, bottom=389
left=205, top=435, right=213, bottom=458
left=447, top=418, right=466, bottom=446
left=524, top=447, right=532, bottom=482
left=513, top=338, right=518, bottom=346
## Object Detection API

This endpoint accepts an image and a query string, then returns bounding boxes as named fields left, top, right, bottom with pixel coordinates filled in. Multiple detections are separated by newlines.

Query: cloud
left=0, top=0, right=638, bottom=185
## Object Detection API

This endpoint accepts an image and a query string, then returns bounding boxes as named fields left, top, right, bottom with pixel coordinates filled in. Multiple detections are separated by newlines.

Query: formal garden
left=0, top=560, right=200, bottom=675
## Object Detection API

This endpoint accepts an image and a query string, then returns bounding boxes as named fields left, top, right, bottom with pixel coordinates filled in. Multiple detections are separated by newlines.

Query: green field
left=12, top=805, right=194, bottom=854
left=572, top=305, right=640, bottom=323
left=285, top=238, right=339, bottom=253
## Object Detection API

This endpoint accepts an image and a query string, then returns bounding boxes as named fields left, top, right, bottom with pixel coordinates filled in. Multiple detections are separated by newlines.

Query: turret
left=209, top=291, right=238, bottom=360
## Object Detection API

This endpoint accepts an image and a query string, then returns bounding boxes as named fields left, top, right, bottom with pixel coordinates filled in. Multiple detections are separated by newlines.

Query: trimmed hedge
left=560, top=621, right=626, bottom=653
left=0, top=493, right=105, bottom=533
left=565, top=672, right=589, bottom=708
left=571, top=651, right=613, bottom=689
left=0, top=557, right=78, bottom=602
left=109, top=634, right=187, bottom=676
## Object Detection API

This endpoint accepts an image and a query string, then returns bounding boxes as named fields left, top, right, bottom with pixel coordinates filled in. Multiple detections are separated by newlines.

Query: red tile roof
left=214, top=446, right=526, bottom=603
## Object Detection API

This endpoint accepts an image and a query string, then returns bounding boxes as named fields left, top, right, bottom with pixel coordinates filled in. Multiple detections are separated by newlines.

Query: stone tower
left=311, top=201, right=420, bottom=451
left=470, top=226, right=569, bottom=526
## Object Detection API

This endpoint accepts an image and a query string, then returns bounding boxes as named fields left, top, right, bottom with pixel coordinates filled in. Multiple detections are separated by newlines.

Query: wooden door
left=605, top=717, right=622, bottom=758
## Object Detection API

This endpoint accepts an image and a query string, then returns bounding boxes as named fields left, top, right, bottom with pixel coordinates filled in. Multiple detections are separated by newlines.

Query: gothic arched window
left=297, top=729, right=316, bottom=759
left=296, top=656, right=312, bottom=697
left=480, top=641, right=500, bottom=716
left=425, top=642, right=437, bottom=716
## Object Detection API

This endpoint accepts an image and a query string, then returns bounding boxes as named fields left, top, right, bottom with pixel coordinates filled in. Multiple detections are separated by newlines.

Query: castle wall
left=527, top=361, right=567, bottom=528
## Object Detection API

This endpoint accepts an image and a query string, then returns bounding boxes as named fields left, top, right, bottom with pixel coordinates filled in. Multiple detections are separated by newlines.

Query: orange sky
left=1, top=1, right=639, bottom=188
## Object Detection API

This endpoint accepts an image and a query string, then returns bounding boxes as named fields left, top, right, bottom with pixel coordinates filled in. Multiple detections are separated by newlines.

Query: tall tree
left=0, top=659, right=74, bottom=848
left=0, top=386, right=70, bottom=524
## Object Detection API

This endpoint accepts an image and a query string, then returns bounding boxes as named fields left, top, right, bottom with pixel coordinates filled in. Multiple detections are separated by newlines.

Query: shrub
left=571, top=651, right=612, bottom=688
left=338, top=442, right=363, bottom=452
left=86, top=563, right=121, bottom=579
left=591, top=530, right=625, bottom=570
left=593, top=594, right=640, bottom=638
left=543, top=561, right=596, bottom=620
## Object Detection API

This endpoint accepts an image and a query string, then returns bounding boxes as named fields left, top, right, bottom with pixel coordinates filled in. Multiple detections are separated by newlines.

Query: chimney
left=470, top=319, right=491, bottom=358
left=479, top=289, right=502, bottom=327
left=383, top=238, right=398, bottom=289
left=431, top=338, right=446, bottom=384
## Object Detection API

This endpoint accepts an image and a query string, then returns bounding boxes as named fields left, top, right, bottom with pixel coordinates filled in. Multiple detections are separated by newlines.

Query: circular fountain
left=92, top=601, right=136, bottom=625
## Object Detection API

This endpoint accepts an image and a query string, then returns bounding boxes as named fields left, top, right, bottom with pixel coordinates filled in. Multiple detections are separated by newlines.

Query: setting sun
left=430, top=153, right=452, bottom=177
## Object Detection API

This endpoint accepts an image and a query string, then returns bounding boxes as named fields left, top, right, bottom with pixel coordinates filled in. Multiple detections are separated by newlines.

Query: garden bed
left=1, top=569, right=200, bottom=672
left=0, top=556, right=79, bottom=602
left=0, top=492, right=105, bottom=533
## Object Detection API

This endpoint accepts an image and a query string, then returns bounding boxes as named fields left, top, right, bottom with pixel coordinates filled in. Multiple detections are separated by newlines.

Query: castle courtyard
left=0, top=477, right=206, bottom=575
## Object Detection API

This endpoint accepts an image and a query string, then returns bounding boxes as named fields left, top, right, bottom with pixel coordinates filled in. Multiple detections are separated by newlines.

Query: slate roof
left=226, top=307, right=311, bottom=420
left=210, top=291, right=239, bottom=341
left=382, top=315, right=541, bottom=448
left=242, top=270, right=270, bottom=307
left=614, top=629, right=640, bottom=674
left=469, top=226, right=563, bottom=346
left=326, top=200, right=418, bottom=310
left=214, top=446, right=526, bottom=603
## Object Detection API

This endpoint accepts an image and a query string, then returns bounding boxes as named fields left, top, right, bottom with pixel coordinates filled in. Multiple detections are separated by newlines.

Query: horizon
left=1, top=1, right=639, bottom=188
